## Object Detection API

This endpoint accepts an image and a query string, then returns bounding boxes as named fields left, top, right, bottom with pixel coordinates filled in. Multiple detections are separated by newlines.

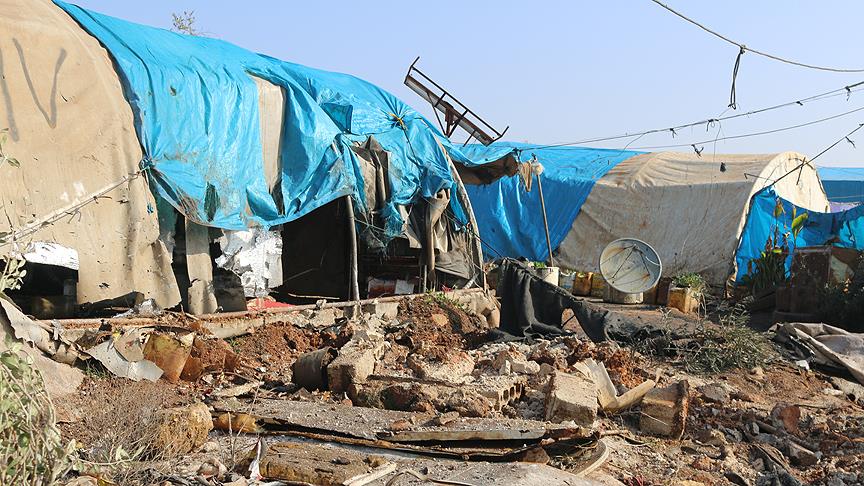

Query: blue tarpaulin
left=55, top=1, right=478, bottom=240
left=461, top=143, right=642, bottom=261
left=735, top=187, right=864, bottom=282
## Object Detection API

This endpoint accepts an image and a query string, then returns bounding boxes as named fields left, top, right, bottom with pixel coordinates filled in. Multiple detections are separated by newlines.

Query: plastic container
left=535, top=266, right=560, bottom=286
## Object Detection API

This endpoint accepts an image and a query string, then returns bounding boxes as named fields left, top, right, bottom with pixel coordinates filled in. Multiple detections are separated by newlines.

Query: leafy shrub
left=0, top=342, right=72, bottom=485
left=672, top=272, right=706, bottom=294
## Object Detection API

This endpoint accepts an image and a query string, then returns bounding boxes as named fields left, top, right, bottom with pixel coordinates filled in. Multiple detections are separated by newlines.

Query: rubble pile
left=3, top=289, right=864, bottom=486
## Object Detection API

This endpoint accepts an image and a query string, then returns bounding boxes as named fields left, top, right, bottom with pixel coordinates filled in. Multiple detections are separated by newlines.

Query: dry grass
left=66, top=378, right=191, bottom=485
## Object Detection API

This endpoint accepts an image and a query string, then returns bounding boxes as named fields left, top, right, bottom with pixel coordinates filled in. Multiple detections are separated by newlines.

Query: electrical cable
left=621, top=104, right=864, bottom=151
left=512, top=81, right=864, bottom=152
left=769, top=122, right=864, bottom=187
left=649, top=0, right=864, bottom=73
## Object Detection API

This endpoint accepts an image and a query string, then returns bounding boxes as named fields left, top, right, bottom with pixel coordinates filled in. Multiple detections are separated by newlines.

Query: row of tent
left=1, top=0, right=862, bottom=310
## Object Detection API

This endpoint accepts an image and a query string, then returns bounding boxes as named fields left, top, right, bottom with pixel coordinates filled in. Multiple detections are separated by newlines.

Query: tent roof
left=599, top=151, right=799, bottom=187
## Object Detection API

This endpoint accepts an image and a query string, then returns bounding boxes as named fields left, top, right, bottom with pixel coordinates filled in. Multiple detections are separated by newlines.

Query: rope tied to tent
left=389, top=113, right=407, bottom=130
left=728, top=46, right=745, bottom=110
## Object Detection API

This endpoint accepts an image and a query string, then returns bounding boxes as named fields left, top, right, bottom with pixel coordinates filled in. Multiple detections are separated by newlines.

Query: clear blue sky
left=70, top=1, right=864, bottom=167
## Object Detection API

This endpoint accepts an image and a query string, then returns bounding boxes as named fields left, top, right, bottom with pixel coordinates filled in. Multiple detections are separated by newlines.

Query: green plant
left=742, top=199, right=809, bottom=295
left=684, top=324, right=775, bottom=374
left=0, top=341, right=73, bottom=485
left=0, top=129, right=19, bottom=167
left=0, top=256, right=27, bottom=293
left=171, top=11, right=200, bottom=36
left=532, top=261, right=547, bottom=269
left=672, top=272, right=706, bottom=294
left=426, top=291, right=468, bottom=313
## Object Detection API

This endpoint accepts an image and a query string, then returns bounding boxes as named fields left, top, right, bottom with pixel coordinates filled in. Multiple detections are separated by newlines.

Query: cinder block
left=640, top=380, right=690, bottom=438
left=544, top=371, right=598, bottom=426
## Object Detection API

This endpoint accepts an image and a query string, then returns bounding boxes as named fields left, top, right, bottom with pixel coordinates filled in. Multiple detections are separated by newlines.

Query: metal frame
left=404, top=57, right=508, bottom=146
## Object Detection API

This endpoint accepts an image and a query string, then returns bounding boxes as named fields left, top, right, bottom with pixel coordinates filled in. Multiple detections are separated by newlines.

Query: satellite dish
left=599, top=238, right=662, bottom=294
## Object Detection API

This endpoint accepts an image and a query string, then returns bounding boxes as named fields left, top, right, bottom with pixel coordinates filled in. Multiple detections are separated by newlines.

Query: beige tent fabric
left=0, top=0, right=180, bottom=306
left=253, top=76, right=285, bottom=193
left=556, top=151, right=829, bottom=286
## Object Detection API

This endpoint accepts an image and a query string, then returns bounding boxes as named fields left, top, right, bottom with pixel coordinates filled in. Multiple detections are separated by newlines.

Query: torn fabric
left=775, top=322, right=864, bottom=385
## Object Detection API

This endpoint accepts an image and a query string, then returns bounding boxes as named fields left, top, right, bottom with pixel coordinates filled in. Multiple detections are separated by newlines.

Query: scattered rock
left=201, top=440, right=220, bottom=452
left=698, top=382, right=730, bottom=404
left=830, top=376, right=864, bottom=404
left=327, top=337, right=385, bottom=394
left=544, top=370, right=598, bottom=426
left=406, top=350, right=475, bottom=383
left=755, top=470, right=802, bottom=486
left=825, top=471, right=859, bottom=486
left=771, top=404, right=801, bottom=434
left=445, top=389, right=492, bottom=417
left=213, top=412, right=259, bottom=433
left=698, top=428, right=727, bottom=446
left=149, top=402, right=213, bottom=456
left=197, top=458, right=227, bottom=477
left=691, top=455, right=715, bottom=471
left=784, top=441, right=820, bottom=467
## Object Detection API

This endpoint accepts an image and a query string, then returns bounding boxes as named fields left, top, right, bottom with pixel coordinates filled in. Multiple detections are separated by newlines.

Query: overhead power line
left=770, top=122, right=864, bottom=186
left=650, top=0, right=864, bottom=73
left=514, top=80, right=864, bottom=152
left=626, top=104, right=864, bottom=151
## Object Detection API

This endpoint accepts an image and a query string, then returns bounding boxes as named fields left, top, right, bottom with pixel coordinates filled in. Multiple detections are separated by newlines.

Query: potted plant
left=668, top=272, right=705, bottom=314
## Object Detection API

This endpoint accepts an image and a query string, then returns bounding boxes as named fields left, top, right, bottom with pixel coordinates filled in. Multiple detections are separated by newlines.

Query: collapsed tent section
left=460, top=143, right=642, bottom=262
left=0, top=0, right=513, bottom=317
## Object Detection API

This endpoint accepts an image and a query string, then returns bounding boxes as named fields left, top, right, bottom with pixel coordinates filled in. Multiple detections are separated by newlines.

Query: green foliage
left=742, top=198, right=810, bottom=296
left=742, top=248, right=786, bottom=295
left=632, top=302, right=774, bottom=375
left=684, top=323, right=774, bottom=374
left=672, top=272, right=706, bottom=294
left=0, top=256, right=27, bottom=293
left=425, top=291, right=468, bottom=313
left=0, top=342, right=73, bottom=485
left=0, top=129, right=20, bottom=168
left=171, top=10, right=200, bottom=36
